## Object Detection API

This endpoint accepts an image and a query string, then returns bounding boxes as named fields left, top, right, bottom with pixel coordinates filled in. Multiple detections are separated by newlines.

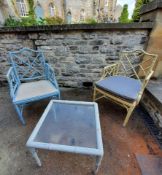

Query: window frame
left=16, top=0, right=28, bottom=17
left=49, top=3, right=55, bottom=17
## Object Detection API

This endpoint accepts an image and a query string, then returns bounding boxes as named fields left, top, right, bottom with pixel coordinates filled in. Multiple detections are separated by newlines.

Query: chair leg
left=52, top=93, right=60, bottom=100
left=123, top=105, right=136, bottom=127
left=93, top=88, right=96, bottom=102
left=14, top=104, right=25, bottom=125
left=58, top=92, right=61, bottom=100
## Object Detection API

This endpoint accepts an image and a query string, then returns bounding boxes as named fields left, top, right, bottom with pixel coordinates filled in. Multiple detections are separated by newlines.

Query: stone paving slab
left=147, top=79, right=162, bottom=105
left=0, top=87, right=162, bottom=175
left=136, top=154, right=162, bottom=175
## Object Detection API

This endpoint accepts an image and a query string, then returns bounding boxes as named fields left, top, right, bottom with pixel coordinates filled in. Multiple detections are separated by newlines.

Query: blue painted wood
left=7, top=48, right=60, bottom=125
left=35, top=4, right=44, bottom=19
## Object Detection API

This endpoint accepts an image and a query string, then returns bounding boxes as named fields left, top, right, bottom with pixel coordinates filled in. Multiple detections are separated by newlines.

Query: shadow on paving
left=0, top=87, right=162, bottom=175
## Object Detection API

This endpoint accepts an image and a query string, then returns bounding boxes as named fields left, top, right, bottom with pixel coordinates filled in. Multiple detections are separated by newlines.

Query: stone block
left=78, top=46, right=98, bottom=54
left=39, top=46, right=52, bottom=50
left=100, top=46, right=114, bottom=54
left=55, top=47, right=69, bottom=56
left=92, top=57, right=103, bottom=64
left=75, top=40, right=88, bottom=45
left=81, top=33, right=96, bottom=40
left=51, top=34, right=65, bottom=39
left=63, top=39, right=75, bottom=46
left=75, top=55, right=91, bottom=64
left=110, top=38, right=123, bottom=45
left=1, top=39, right=21, bottom=44
left=89, top=40, right=104, bottom=45
left=65, top=33, right=81, bottom=40
left=39, top=33, right=51, bottom=39
left=35, top=40, right=46, bottom=45
left=28, top=34, right=38, bottom=39
left=69, top=46, right=78, bottom=51
left=140, top=36, right=148, bottom=44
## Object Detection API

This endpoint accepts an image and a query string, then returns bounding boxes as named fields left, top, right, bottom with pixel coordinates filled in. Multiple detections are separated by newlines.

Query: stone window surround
left=80, top=9, right=85, bottom=22
left=49, top=2, right=55, bottom=17
left=16, top=0, right=28, bottom=17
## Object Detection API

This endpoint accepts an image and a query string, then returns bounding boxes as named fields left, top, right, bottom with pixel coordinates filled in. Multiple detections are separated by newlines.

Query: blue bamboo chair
left=7, top=48, right=60, bottom=125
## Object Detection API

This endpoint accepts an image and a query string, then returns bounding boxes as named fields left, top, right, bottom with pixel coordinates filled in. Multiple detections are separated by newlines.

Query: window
left=49, top=3, right=55, bottom=17
left=66, top=11, right=72, bottom=24
left=105, top=0, right=109, bottom=7
left=35, top=4, right=44, bottom=19
left=80, top=9, right=85, bottom=22
left=16, top=0, right=28, bottom=17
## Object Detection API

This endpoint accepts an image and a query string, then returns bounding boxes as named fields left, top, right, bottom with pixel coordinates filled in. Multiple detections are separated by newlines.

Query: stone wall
left=141, top=79, right=162, bottom=129
left=0, top=23, right=152, bottom=87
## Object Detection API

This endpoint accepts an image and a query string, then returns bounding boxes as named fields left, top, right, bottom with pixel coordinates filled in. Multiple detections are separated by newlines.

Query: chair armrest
left=101, top=63, right=119, bottom=79
left=6, top=67, right=19, bottom=99
left=136, top=71, right=154, bottom=103
left=45, top=63, right=59, bottom=89
left=142, top=70, right=154, bottom=90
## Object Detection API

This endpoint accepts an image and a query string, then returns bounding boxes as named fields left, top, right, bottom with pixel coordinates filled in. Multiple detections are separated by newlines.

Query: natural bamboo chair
left=93, top=50, right=158, bottom=127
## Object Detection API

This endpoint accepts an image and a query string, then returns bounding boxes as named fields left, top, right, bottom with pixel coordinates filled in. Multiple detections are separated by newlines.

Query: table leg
left=95, top=156, right=102, bottom=174
left=29, top=148, right=42, bottom=167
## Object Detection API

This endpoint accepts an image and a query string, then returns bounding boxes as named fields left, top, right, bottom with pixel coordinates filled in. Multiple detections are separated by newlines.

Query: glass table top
left=33, top=101, right=98, bottom=148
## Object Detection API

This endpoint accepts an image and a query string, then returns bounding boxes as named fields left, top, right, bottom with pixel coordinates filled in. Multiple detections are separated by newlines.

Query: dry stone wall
left=0, top=25, right=150, bottom=87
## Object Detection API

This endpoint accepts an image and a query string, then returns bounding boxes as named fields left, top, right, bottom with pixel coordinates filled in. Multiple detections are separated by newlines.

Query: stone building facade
left=114, top=4, right=122, bottom=22
left=0, top=0, right=117, bottom=24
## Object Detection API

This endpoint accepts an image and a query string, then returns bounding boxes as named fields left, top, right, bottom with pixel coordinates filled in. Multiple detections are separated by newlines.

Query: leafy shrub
left=119, top=4, right=129, bottom=23
left=4, top=16, right=21, bottom=27
left=45, top=16, right=64, bottom=25
left=36, top=18, right=46, bottom=25
left=4, top=16, right=47, bottom=27
left=85, top=18, right=97, bottom=24
left=19, top=17, right=37, bottom=26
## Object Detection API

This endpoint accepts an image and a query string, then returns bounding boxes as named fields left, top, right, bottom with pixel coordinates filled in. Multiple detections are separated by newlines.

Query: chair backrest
left=118, top=50, right=158, bottom=85
left=9, top=48, right=46, bottom=83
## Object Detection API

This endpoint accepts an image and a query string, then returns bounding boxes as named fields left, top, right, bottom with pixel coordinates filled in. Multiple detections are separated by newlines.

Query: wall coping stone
left=146, top=79, right=162, bottom=107
left=0, top=22, right=153, bottom=33
left=140, top=0, right=162, bottom=15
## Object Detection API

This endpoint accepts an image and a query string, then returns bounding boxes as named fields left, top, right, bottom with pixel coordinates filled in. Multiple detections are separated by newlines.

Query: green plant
left=45, top=16, right=64, bottom=25
left=132, top=0, right=144, bottom=22
left=4, top=16, right=38, bottom=27
left=0, top=0, right=3, bottom=5
left=143, top=0, right=151, bottom=4
left=119, top=4, right=129, bottom=23
left=19, top=16, right=37, bottom=26
left=4, top=16, right=21, bottom=27
left=36, top=18, right=46, bottom=25
left=132, top=0, right=151, bottom=22
left=85, top=18, right=97, bottom=24
left=27, top=0, right=35, bottom=17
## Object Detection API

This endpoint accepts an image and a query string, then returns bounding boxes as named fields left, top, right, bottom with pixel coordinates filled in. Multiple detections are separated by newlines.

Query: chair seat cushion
left=95, top=76, right=142, bottom=101
left=14, top=80, right=58, bottom=103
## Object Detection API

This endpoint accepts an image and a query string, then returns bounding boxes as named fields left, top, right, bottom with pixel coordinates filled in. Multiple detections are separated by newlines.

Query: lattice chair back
left=117, top=50, right=158, bottom=84
left=9, top=48, right=46, bottom=83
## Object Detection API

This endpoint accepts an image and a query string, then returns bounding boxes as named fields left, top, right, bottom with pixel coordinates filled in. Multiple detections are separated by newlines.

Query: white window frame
left=16, top=0, right=28, bottom=17
left=80, top=9, right=85, bottom=22
left=49, top=3, right=55, bottom=17
left=105, top=0, right=109, bottom=7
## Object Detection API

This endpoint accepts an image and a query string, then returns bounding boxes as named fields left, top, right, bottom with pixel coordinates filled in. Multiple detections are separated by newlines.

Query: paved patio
left=0, top=87, right=162, bottom=175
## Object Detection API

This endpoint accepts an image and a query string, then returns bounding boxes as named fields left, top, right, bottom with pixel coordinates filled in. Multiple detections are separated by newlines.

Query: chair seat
left=95, top=76, right=142, bottom=101
left=14, top=80, right=58, bottom=103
